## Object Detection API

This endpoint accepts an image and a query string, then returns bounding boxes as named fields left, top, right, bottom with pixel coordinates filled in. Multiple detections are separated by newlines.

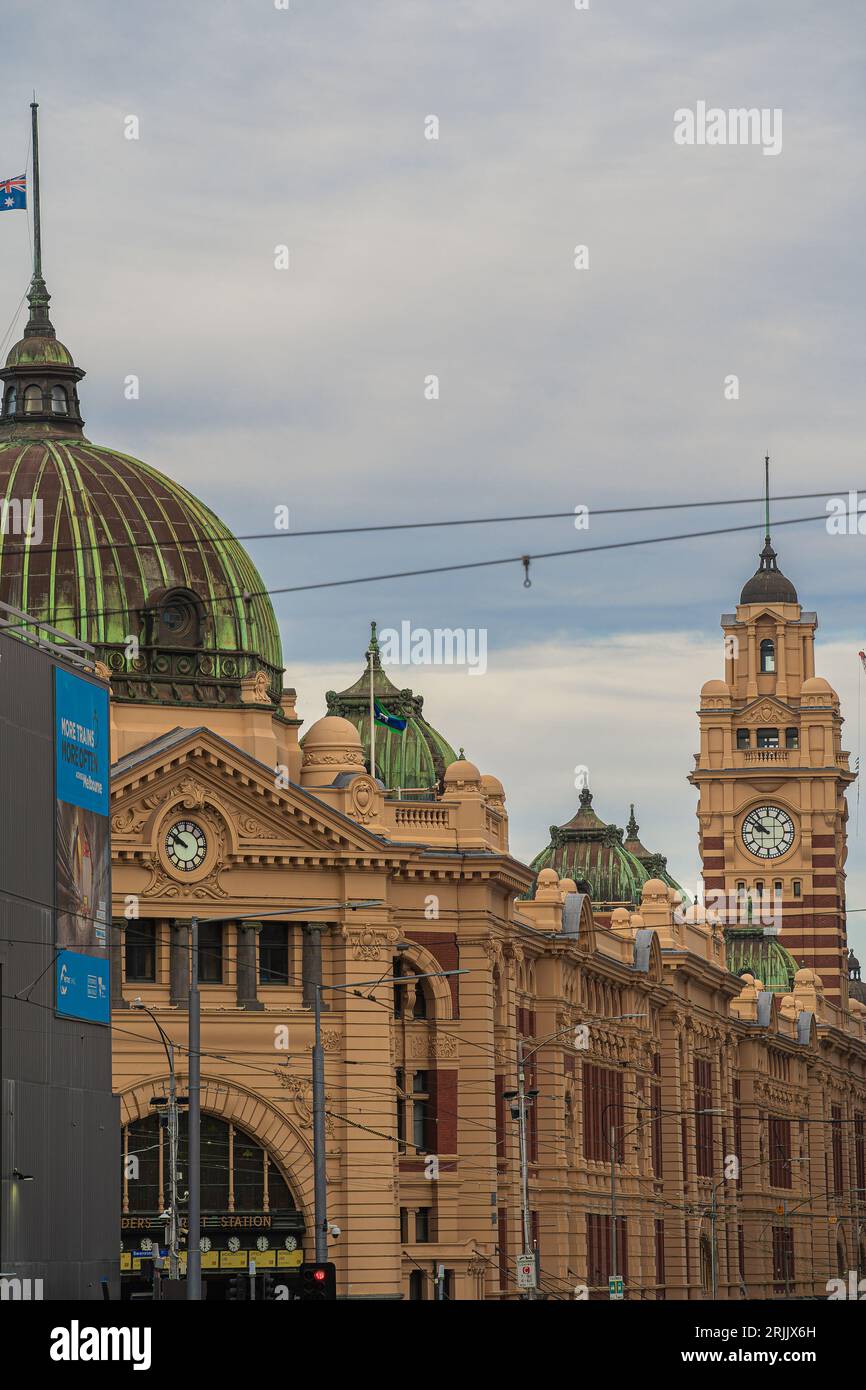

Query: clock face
left=256, top=1236, right=269, bottom=1252
left=227, top=1236, right=241, bottom=1253
left=284, top=1236, right=297, bottom=1251
left=200, top=1236, right=212, bottom=1253
left=741, top=805, right=795, bottom=860
left=165, top=819, right=207, bottom=872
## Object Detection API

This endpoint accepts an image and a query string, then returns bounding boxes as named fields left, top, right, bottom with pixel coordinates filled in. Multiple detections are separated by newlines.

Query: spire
left=739, top=454, right=798, bottom=605
left=626, top=803, right=639, bottom=838
left=367, top=619, right=381, bottom=669
left=24, top=99, right=55, bottom=340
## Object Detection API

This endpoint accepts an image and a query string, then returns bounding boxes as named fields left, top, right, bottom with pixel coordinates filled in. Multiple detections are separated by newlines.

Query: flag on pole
left=0, top=175, right=26, bottom=210
left=374, top=699, right=407, bottom=733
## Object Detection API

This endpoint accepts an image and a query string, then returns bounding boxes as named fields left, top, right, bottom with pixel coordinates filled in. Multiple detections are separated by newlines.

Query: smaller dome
left=444, top=758, right=481, bottom=784
left=6, top=334, right=75, bottom=368
left=801, top=676, right=834, bottom=696
left=642, top=877, right=670, bottom=897
left=481, top=773, right=505, bottom=797
left=701, top=679, right=728, bottom=697
left=304, top=715, right=362, bottom=748
left=300, top=715, right=365, bottom=788
left=558, top=877, right=578, bottom=897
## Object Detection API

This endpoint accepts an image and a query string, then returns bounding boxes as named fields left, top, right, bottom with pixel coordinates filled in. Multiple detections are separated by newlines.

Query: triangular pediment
left=110, top=726, right=397, bottom=864
left=738, top=695, right=795, bottom=725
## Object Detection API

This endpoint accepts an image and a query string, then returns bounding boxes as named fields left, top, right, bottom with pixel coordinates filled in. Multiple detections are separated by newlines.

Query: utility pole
left=312, top=981, right=328, bottom=1262
left=610, top=1120, right=617, bottom=1296
left=516, top=1038, right=534, bottom=1296
left=166, top=1039, right=179, bottom=1280
left=186, top=916, right=201, bottom=1300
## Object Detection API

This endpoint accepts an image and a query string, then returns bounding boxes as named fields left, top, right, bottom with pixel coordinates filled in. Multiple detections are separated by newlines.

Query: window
left=654, top=1219, right=665, bottom=1300
left=855, top=1112, right=865, bottom=1196
left=785, top=727, right=799, bottom=749
left=757, top=727, right=779, bottom=748
left=125, top=921, right=157, bottom=982
left=793, top=880, right=802, bottom=899
left=412, top=1071, right=429, bottom=1152
left=50, top=385, right=68, bottom=415
left=694, top=1058, right=714, bottom=1178
left=197, top=922, right=223, bottom=983
left=408, top=1270, right=426, bottom=1301
left=3, top=387, right=16, bottom=415
left=831, top=1105, right=844, bottom=1195
left=651, top=1055, right=663, bottom=1178
left=158, top=590, right=199, bottom=645
left=122, top=1114, right=296, bottom=1217
left=760, top=639, right=775, bottom=673
left=772, top=1227, right=794, bottom=1295
left=774, top=880, right=783, bottom=899
left=400, top=1208, right=409, bottom=1242
left=586, top=1213, right=627, bottom=1300
left=23, top=384, right=42, bottom=413
left=259, top=923, right=290, bottom=984
left=736, top=728, right=750, bottom=750
left=415, top=1207, right=432, bottom=1242
left=393, top=961, right=429, bottom=1020
left=582, top=1063, right=624, bottom=1163
left=768, top=1116, right=792, bottom=1188
left=396, top=1068, right=406, bottom=1152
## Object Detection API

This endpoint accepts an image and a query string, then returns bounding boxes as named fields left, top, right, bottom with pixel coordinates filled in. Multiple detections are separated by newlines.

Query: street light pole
left=516, top=1039, right=534, bottom=1291
left=131, top=1000, right=180, bottom=1280
left=186, top=916, right=201, bottom=1300
left=313, top=982, right=328, bottom=1262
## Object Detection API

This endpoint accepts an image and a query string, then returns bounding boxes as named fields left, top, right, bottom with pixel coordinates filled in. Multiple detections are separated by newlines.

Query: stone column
left=236, top=921, right=263, bottom=1010
left=746, top=623, right=758, bottom=699
left=170, top=920, right=189, bottom=1009
left=110, top=919, right=129, bottom=1009
left=775, top=620, right=788, bottom=699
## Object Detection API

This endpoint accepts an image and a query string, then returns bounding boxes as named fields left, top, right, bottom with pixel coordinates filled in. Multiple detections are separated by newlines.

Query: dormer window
left=760, top=639, right=775, bottom=673
left=50, top=385, right=68, bottom=415
left=23, top=384, right=42, bottom=414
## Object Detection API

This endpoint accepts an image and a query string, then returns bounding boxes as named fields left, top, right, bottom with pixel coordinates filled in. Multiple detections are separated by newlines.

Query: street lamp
left=131, top=997, right=181, bottom=1280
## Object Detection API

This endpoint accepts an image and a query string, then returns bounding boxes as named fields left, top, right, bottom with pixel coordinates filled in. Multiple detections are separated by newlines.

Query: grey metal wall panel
left=0, top=629, right=118, bottom=1299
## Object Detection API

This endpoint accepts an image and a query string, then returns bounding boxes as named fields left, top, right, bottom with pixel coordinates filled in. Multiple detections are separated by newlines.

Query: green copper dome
left=0, top=276, right=283, bottom=707
left=530, top=788, right=651, bottom=908
left=323, top=623, right=458, bottom=790
left=725, top=928, right=800, bottom=994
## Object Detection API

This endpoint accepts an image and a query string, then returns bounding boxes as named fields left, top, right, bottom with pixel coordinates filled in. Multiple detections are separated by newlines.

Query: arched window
left=121, top=1112, right=296, bottom=1216
left=3, top=387, right=16, bottom=415
left=760, top=639, right=775, bottom=673
left=23, top=384, right=42, bottom=414
left=699, top=1233, right=713, bottom=1293
left=50, top=385, right=68, bottom=415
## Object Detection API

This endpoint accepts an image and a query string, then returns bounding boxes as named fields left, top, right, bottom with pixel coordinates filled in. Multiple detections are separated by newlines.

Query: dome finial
left=739, top=454, right=798, bottom=605
left=627, top=803, right=639, bottom=837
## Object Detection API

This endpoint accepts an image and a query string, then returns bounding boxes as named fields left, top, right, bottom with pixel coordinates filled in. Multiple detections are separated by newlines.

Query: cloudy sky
left=2, top=0, right=866, bottom=953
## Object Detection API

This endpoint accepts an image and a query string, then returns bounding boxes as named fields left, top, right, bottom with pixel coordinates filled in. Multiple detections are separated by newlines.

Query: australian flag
left=375, top=699, right=407, bottom=732
left=0, top=174, right=26, bottom=210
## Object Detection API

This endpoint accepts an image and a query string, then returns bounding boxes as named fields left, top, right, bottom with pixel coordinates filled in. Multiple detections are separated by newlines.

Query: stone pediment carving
left=740, top=697, right=793, bottom=725
left=110, top=728, right=394, bottom=865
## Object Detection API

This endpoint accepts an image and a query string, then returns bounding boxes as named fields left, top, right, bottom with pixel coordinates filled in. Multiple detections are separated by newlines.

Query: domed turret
left=324, top=623, right=458, bottom=789
left=0, top=198, right=283, bottom=706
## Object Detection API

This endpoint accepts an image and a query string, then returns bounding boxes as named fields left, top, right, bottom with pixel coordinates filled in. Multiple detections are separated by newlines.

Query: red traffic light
left=313, top=1269, right=326, bottom=1282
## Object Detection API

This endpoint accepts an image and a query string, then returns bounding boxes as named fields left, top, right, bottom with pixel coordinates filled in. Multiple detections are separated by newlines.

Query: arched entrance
left=120, top=1107, right=307, bottom=1300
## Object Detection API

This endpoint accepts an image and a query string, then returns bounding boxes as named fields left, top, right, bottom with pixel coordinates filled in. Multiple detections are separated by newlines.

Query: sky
left=2, top=0, right=865, bottom=954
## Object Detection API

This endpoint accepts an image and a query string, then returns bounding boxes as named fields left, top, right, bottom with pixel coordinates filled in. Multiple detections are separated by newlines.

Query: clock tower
left=690, top=508, right=855, bottom=1002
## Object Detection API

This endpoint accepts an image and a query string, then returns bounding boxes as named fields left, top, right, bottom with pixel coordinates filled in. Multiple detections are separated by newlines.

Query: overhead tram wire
left=0, top=488, right=852, bottom=564
left=0, top=507, right=838, bottom=638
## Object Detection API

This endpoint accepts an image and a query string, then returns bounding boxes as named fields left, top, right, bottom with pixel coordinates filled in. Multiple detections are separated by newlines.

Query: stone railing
left=390, top=804, right=452, bottom=831
left=743, top=749, right=789, bottom=763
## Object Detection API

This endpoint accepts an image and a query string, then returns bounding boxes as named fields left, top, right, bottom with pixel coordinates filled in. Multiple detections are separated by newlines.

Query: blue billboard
left=54, top=667, right=111, bottom=1024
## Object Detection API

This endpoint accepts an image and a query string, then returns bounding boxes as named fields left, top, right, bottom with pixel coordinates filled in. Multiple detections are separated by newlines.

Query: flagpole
left=369, top=646, right=376, bottom=782
left=30, top=98, right=42, bottom=281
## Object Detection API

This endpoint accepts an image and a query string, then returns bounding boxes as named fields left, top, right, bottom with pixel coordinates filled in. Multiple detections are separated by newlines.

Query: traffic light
left=226, top=1273, right=248, bottom=1301
left=298, top=1261, right=336, bottom=1301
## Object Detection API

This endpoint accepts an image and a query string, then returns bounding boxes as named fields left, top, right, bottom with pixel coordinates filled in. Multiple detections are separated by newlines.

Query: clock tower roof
left=739, top=537, right=798, bottom=606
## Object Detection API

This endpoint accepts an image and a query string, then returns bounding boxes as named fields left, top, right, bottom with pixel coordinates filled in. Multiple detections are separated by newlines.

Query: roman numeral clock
left=741, top=805, right=795, bottom=861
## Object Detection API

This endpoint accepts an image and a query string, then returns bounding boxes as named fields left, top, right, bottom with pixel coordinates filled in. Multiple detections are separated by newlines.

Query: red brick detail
left=811, top=835, right=837, bottom=847
left=405, top=931, right=459, bottom=1014
left=702, top=837, right=725, bottom=849
left=431, top=1068, right=458, bottom=1154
